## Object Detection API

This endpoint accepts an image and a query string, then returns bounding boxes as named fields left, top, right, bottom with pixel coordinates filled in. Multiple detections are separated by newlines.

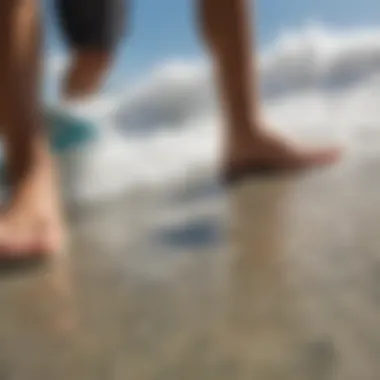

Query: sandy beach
left=0, top=150, right=378, bottom=379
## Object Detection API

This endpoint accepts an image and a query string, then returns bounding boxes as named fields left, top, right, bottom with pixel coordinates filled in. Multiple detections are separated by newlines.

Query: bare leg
left=56, top=0, right=126, bottom=100
left=0, top=0, right=64, bottom=255
left=198, top=0, right=341, bottom=181
left=62, top=50, right=113, bottom=100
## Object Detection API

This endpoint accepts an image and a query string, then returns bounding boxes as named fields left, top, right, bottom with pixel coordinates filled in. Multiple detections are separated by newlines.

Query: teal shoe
left=45, top=106, right=98, bottom=153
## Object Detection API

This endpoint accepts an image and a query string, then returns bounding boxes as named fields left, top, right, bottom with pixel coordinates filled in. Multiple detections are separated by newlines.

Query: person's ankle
left=6, top=133, right=51, bottom=184
left=227, top=124, right=267, bottom=149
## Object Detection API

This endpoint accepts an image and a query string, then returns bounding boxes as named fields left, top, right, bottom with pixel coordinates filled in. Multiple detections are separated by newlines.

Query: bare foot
left=0, top=141, right=65, bottom=257
left=224, top=130, right=342, bottom=183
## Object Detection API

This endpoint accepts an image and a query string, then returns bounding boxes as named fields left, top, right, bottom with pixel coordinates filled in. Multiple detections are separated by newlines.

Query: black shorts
left=55, top=0, right=127, bottom=51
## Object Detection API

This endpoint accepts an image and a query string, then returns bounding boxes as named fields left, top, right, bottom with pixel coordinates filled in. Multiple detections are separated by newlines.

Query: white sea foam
left=50, top=26, right=380, bottom=204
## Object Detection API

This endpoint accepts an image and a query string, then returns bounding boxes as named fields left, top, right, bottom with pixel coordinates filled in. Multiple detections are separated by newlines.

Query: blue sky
left=44, top=0, right=380, bottom=93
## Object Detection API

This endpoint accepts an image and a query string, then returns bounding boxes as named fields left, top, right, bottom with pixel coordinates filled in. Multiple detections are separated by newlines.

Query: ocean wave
left=53, top=26, right=380, bottom=205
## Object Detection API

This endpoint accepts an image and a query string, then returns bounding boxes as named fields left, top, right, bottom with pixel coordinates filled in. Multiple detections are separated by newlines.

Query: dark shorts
left=55, top=0, right=127, bottom=51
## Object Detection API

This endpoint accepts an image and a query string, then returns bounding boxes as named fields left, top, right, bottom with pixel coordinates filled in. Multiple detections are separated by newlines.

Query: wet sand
left=0, top=153, right=380, bottom=379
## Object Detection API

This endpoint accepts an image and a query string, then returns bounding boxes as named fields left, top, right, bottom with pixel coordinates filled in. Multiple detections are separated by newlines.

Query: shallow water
left=0, top=151, right=379, bottom=379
